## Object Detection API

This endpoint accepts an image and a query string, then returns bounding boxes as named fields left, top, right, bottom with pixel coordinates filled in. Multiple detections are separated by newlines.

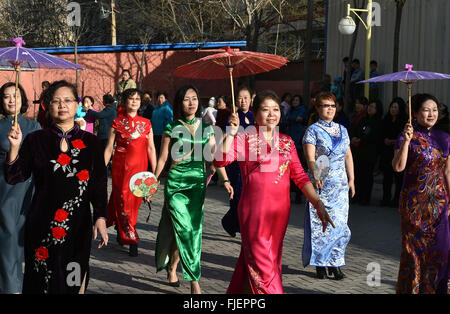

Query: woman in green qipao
left=153, top=85, right=216, bottom=294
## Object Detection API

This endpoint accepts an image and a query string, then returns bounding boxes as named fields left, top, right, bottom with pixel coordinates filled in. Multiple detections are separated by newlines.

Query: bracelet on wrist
left=223, top=180, right=230, bottom=183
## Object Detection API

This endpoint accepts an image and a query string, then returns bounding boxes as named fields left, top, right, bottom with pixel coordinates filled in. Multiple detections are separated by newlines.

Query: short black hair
left=356, top=96, right=369, bottom=106
left=217, top=95, right=228, bottom=102
left=42, top=80, right=78, bottom=110
left=103, top=93, right=115, bottom=105
left=156, top=90, right=168, bottom=99
left=172, top=85, right=202, bottom=120
left=42, top=81, right=50, bottom=88
left=237, top=85, right=253, bottom=98
left=82, top=95, right=94, bottom=105
left=343, top=57, right=349, bottom=62
left=0, top=82, right=29, bottom=115
left=281, top=92, right=292, bottom=102
left=143, top=90, right=152, bottom=98
left=352, top=59, right=360, bottom=65
left=370, top=60, right=378, bottom=66
left=122, top=69, right=131, bottom=76
left=412, top=93, right=439, bottom=114
left=252, top=90, right=281, bottom=113
left=120, top=88, right=143, bottom=107
left=291, top=94, right=303, bottom=106
left=369, top=99, right=384, bottom=119
left=217, top=95, right=229, bottom=108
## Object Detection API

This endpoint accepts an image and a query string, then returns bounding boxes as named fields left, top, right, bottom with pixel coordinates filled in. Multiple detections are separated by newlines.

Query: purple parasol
left=359, top=64, right=450, bottom=83
left=0, top=37, right=83, bottom=125
left=0, top=37, right=83, bottom=69
left=359, top=64, right=450, bottom=122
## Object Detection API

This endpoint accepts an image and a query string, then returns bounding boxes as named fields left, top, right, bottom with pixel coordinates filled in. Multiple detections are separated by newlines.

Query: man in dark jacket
left=138, top=90, right=154, bottom=120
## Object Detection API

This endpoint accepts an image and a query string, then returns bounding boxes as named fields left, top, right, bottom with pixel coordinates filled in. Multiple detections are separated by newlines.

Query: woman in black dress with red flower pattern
left=5, top=80, right=108, bottom=294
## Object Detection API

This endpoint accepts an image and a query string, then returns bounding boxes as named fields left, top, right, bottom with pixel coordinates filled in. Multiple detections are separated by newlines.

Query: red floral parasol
left=173, top=47, right=288, bottom=113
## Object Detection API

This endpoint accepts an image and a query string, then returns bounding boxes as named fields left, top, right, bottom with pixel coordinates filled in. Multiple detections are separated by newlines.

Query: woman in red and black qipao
left=104, top=88, right=157, bottom=257
left=5, top=80, right=109, bottom=294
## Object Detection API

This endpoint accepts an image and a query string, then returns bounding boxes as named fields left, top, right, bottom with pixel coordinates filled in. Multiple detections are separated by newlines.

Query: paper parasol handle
left=14, top=65, right=21, bottom=127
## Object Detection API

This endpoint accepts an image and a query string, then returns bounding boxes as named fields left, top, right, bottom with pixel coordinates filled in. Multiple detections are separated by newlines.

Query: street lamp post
left=338, top=0, right=373, bottom=99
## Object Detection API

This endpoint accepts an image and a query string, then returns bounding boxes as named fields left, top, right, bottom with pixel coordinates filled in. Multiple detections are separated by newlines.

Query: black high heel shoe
left=316, top=267, right=327, bottom=279
left=166, top=268, right=180, bottom=287
left=327, top=267, right=345, bottom=280
left=115, top=226, right=123, bottom=246
left=129, top=243, right=138, bottom=257
left=116, top=233, right=123, bottom=246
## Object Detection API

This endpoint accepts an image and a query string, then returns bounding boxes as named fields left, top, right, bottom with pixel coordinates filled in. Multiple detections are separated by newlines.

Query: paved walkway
left=87, top=175, right=401, bottom=294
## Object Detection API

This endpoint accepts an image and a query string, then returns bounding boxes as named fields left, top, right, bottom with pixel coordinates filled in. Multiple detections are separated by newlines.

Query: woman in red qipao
left=214, top=90, right=334, bottom=294
left=104, top=88, right=157, bottom=257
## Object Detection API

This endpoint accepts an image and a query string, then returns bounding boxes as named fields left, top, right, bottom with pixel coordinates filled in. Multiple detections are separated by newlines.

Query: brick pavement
left=86, top=175, right=401, bottom=294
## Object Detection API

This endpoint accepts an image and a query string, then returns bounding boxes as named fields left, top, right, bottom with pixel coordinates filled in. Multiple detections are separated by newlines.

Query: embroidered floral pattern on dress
left=276, top=136, right=293, bottom=157
left=120, top=211, right=137, bottom=240
left=34, top=139, right=90, bottom=294
left=273, top=136, right=293, bottom=184
left=56, top=153, right=71, bottom=166
left=111, top=116, right=150, bottom=243
left=396, top=130, right=449, bottom=294
left=274, top=160, right=290, bottom=184
left=35, top=247, right=49, bottom=261
left=244, top=244, right=264, bottom=294
left=50, top=139, right=87, bottom=178
left=246, top=133, right=264, bottom=156
left=248, top=265, right=264, bottom=294
left=117, top=116, right=148, bottom=141
left=245, top=133, right=294, bottom=184
left=71, top=139, right=86, bottom=149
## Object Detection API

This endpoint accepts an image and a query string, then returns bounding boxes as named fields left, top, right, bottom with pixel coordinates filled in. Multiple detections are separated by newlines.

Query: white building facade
left=326, top=0, right=450, bottom=108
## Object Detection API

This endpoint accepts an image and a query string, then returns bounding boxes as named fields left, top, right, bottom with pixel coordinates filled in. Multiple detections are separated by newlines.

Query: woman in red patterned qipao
left=214, top=91, right=334, bottom=294
left=104, top=88, right=157, bottom=257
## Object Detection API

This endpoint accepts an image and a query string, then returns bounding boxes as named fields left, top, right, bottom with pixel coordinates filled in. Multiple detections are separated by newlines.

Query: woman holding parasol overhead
left=0, top=83, right=41, bottom=293
left=392, top=93, right=449, bottom=294
left=5, top=80, right=108, bottom=294
left=221, top=85, right=255, bottom=237
left=360, top=65, right=450, bottom=293
left=0, top=37, right=84, bottom=127
left=214, top=90, right=334, bottom=294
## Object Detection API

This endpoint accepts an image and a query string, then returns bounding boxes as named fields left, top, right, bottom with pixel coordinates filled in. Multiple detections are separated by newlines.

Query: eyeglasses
left=49, top=99, right=77, bottom=106
left=319, top=104, right=337, bottom=108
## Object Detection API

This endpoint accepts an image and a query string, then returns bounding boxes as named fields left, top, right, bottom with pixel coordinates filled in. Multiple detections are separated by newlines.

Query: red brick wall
left=0, top=49, right=323, bottom=118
